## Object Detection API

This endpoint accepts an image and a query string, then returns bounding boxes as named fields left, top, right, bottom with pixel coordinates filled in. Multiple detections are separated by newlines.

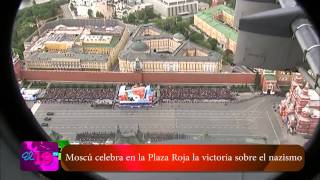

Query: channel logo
left=20, top=141, right=59, bottom=171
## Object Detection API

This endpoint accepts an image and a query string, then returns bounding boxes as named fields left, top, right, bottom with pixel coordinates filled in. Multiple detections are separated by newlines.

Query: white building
left=34, top=0, right=51, bottom=4
left=198, top=2, right=209, bottom=11
left=114, top=0, right=153, bottom=19
left=128, top=3, right=153, bottom=14
left=115, top=2, right=129, bottom=19
left=71, top=0, right=108, bottom=18
left=144, top=0, right=198, bottom=17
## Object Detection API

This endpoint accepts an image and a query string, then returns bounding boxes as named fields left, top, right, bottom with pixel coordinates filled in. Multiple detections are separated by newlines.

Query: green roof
left=214, top=4, right=235, bottom=16
left=195, top=6, right=238, bottom=41
left=82, top=36, right=120, bottom=48
left=264, top=70, right=275, bottom=74
left=265, top=74, right=276, bottom=81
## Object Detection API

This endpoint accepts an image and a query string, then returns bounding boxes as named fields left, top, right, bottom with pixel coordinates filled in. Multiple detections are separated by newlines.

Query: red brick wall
left=211, top=0, right=225, bottom=7
left=21, top=70, right=255, bottom=84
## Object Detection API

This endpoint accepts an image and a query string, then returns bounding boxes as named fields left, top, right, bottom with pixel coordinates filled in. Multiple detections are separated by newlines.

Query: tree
left=177, top=16, right=182, bottom=22
left=96, top=11, right=104, bottom=18
left=189, top=31, right=204, bottom=42
left=70, top=2, right=76, bottom=11
left=222, top=49, right=234, bottom=65
left=122, top=16, right=128, bottom=23
left=176, top=22, right=184, bottom=34
left=226, top=0, right=236, bottom=9
left=143, top=16, right=149, bottom=24
left=144, top=7, right=157, bottom=19
left=123, top=7, right=159, bottom=25
left=127, top=13, right=136, bottom=24
left=12, top=0, right=66, bottom=59
left=207, top=37, right=218, bottom=50
left=254, top=72, right=261, bottom=90
left=88, top=9, right=93, bottom=18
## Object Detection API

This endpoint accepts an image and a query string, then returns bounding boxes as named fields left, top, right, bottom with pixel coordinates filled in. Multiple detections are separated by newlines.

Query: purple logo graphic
left=20, top=141, right=59, bottom=171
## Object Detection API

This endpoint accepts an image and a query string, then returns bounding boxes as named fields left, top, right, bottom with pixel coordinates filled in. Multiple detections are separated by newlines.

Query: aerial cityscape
left=13, top=0, right=320, bottom=147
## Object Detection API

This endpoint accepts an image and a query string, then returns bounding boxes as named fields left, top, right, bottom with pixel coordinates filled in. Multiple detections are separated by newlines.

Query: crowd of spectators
left=75, top=131, right=189, bottom=144
left=76, top=132, right=115, bottom=143
left=160, top=86, right=235, bottom=102
left=41, top=88, right=116, bottom=103
left=39, top=86, right=235, bottom=104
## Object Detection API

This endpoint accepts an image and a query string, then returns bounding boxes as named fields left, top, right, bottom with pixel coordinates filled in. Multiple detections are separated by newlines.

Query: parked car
left=44, top=117, right=52, bottom=121
left=41, top=122, right=48, bottom=127
left=47, top=112, right=54, bottom=116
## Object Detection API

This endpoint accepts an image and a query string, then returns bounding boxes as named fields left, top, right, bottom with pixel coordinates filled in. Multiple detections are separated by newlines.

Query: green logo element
left=51, top=140, right=69, bottom=160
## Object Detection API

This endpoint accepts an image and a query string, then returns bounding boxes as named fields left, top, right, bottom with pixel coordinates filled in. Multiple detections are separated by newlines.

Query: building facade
left=115, top=2, right=153, bottom=19
left=144, top=0, right=198, bottom=17
left=194, top=5, right=237, bottom=53
left=211, top=0, right=225, bottom=7
left=259, top=70, right=294, bottom=95
left=70, top=0, right=111, bottom=18
left=260, top=70, right=277, bottom=95
left=279, top=74, right=320, bottom=135
left=23, top=19, right=129, bottom=71
left=118, top=25, right=222, bottom=73
left=198, top=2, right=210, bottom=11
left=259, top=69, right=294, bottom=94
left=275, top=70, right=294, bottom=86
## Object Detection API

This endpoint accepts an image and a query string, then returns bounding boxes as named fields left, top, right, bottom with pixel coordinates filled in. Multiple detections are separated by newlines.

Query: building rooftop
left=82, top=36, right=120, bottom=48
left=119, top=24, right=221, bottom=62
left=173, top=33, right=185, bottom=42
left=80, top=35, right=113, bottom=44
left=25, top=19, right=125, bottom=46
left=195, top=6, right=238, bottom=41
left=131, top=40, right=149, bottom=51
left=120, top=49, right=220, bottom=62
left=213, top=4, right=234, bottom=16
left=265, top=74, right=276, bottom=81
left=264, top=70, right=275, bottom=74
left=46, top=33, right=77, bottom=42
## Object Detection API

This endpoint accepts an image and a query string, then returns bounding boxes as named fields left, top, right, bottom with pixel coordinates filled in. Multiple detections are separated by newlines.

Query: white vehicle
left=70, top=141, right=80, bottom=145
left=22, top=94, right=37, bottom=101
left=105, top=140, right=113, bottom=144
left=20, top=88, right=41, bottom=96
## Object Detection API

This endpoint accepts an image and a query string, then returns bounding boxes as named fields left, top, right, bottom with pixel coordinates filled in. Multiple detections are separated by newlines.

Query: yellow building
left=194, top=5, right=238, bottom=53
left=119, top=25, right=222, bottom=73
left=24, top=19, right=129, bottom=71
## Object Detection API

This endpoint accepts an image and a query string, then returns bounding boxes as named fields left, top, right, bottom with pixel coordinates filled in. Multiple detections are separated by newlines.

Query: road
left=61, top=4, right=73, bottom=19
left=33, top=96, right=295, bottom=144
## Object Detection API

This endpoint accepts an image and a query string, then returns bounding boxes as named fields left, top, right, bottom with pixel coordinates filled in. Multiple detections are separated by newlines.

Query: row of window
left=84, top=48, right=111, bottom=54
left=26, top=61, right=107, bottom=69
left=168, top=3, right=197, bottom=16
left=124, top=62, right=217, bottom=72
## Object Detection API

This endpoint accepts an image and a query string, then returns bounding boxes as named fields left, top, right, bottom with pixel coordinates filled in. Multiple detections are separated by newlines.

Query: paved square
left=32, top=96, right=296, bottom=144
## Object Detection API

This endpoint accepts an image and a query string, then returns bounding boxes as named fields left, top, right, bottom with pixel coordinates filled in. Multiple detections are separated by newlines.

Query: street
left=61, top=4, right=73, bottom=19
